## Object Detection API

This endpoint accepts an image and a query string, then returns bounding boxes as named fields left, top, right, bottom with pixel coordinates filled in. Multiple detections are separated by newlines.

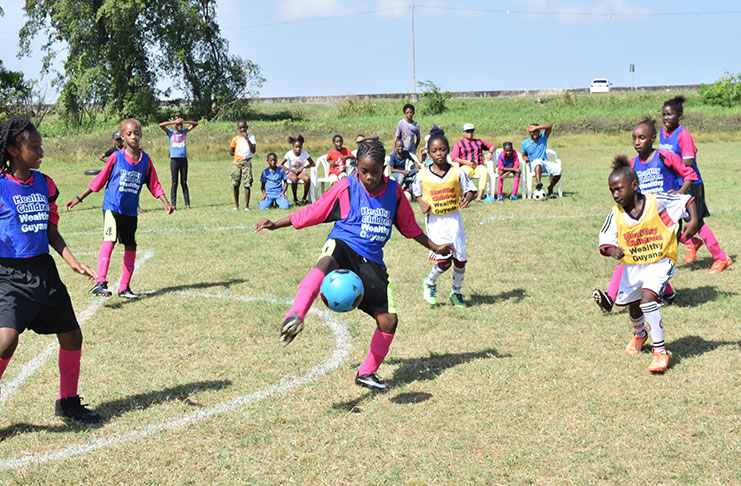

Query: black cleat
left=660, top=291, right=675, bottom=307
left=90, top=281, right=112, bottom=296
left=355, top=373, right=388, bottom=392
left=280, top=312, right=304, bottom=344
left=592, top=288, right=614, bottom=313
left=535, top=182, right=543, bottom=191
left=55, top=395, right=101, bottom=423
left=118, top=287, right=139, bottom=300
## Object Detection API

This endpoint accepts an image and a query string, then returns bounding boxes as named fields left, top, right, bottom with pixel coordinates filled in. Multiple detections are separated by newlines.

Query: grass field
left=0, top=131, right=738, bottom=485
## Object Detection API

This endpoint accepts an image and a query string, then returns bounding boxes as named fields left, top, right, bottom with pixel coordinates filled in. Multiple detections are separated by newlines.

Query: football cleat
left=448, top=292, right=466, bottom=308
left=355, top=373, right=388, bottom=392
left=90, top=281, right=112, bottom=297
left=708, top=257, right=732, bottom=274
left=118, top=287, right=139, bottom=300
left=625, top=333, right=648, bottom=356
left=423, top=280, right=437, bottom=305
left=647, top=350, right=670, bottom=373
left=55, top=395, right=101, bottom=423
left=280, top=312, right=304, bottom=344
left=684, top=240, right=703, bottom=264
left=592, top=288, right=614, bottom=313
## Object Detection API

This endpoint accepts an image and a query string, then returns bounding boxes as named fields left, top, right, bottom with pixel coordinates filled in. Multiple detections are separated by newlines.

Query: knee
left=438, top=260, right=452, bottom=271
left=58, top=329, right=83, bottom=351
left=0, top=329, right=19, bottom=359
left=377, top=314, right=398, bottom=334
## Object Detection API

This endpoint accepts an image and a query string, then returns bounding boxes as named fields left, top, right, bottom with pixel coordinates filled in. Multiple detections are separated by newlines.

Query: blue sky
left=1, top=0, right=740, bottom=98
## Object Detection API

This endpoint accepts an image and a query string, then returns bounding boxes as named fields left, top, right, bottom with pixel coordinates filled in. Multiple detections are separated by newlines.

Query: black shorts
left=104, top=210, right=138, bottom=246
left=0, top=254, right=80, bottom=335
left=319, top=239, right=396, bottom=317
left=685, top=182, right=710, bottom=228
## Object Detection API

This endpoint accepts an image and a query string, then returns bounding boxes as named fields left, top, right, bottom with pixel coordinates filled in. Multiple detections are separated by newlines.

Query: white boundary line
left=0, top=290, right=351, bottom=470
left=0, top=250, right=154, bottom=406
left=65, top=224, right=253, bottom=238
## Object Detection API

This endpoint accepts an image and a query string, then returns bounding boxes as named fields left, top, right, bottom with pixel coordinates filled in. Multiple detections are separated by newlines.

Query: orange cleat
left=625, top=334, right=648, bottom=356
left=708, top=257, right=732, bottom=274
left=684, top=240, right=703, bottom=264
left=647, top=350, right=670, bottom=373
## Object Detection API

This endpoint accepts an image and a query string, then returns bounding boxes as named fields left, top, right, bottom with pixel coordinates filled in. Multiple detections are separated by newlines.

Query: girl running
left=413, top=133, right=476, bottom=307
left=280, top=135, right=314, bottom=205
left=0, top=118, right=100, bottom=422
left=593, top=119, right=697, bottom=312
left=256, top=140, right=453, bottom=391
left=599, top=155, right=698, bottom=372
left=660, top=96, right=732, bottom=274
left=66, top=118, right=173, bottom=300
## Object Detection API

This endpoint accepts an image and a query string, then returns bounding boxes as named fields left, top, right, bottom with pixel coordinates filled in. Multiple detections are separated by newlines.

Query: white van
left=589, top=79, right=610, bottom=93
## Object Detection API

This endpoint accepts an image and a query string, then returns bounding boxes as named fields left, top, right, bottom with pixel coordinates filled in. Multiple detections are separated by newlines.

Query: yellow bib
left=420, top=165, right=461, bottom=215
left=614, top=194, right=678, bottom=264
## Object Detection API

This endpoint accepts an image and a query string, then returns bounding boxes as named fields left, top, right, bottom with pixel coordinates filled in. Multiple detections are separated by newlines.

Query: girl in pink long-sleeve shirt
left=66, top=119, right=173, bottom=299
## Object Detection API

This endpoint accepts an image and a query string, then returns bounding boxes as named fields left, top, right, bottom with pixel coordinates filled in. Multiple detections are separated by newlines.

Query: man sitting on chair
left=521, top=122, right=561, bottom=198
left=451, top=123, right=496, bottom=202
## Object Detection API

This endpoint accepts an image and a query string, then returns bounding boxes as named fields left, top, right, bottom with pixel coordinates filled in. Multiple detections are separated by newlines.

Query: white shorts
left=425, top=211, right=467, bottom=263
left=615, top=258, right=675, bottom=306
left=530, top=158, right=562, bottom=176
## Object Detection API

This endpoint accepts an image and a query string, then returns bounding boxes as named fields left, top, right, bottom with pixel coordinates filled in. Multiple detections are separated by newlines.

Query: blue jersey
left=0, top=171, right=51, bottom=258
left=659, top=125, right=702, bottom=186
left=327, top=175, right=399, bottom=264
left=168, top=129, right=188, bottom=158
left=102, top=150, right=150, bottom=217
left=632, top=151, right=680, bottom=194
left=260, top=166, right=287, bottom=198
left=521, top=134, right=548, bottom=162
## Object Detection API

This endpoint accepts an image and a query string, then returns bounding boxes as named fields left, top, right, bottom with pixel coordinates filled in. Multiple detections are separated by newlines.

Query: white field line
left=0, top=290, right=352, bottom=470
left=0, top=250, right=154, bottom=406
left=65, top=223, right=253, bottom=238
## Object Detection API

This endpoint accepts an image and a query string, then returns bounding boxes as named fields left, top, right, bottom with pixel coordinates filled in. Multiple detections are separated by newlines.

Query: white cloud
left=275, top=0, right=344, bottom=20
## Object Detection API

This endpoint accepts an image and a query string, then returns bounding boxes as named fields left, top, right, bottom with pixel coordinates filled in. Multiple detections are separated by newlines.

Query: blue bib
left=328, top=175, right=399, bottom=264
left=633, top=151, right=681, bottom=194
left=103, top=150, right=149, bottom=216
left=659, top=125, right=702, bottom=185
left=0, top=171, right=50, bottom=258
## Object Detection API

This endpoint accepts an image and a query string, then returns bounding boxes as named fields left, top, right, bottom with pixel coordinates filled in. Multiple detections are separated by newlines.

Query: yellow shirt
left=614, top=194, right=678, bottom=264
left=419, top=165, right=461, bottom=215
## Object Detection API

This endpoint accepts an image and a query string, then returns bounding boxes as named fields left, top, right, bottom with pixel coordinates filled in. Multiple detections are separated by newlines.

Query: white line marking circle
left=0, top=290, right=351, bottom=470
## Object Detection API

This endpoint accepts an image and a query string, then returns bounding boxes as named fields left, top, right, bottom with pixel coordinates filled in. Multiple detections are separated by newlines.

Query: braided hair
left=663, top=95, right=686, bottom=116
left=635, top=117, right=656, bottom=136
left=356, top=139, right=385, bottom=166
left=0, top=118, right=35, bottom=173
left=610, top=154, right=638, bottom=183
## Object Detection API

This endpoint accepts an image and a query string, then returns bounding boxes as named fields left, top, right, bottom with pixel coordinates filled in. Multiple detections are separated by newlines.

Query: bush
left=417, top=80, right=451, bottom=115
left=336, top=99, right=377, bottom=118
left=699, top=72, right=741, bottom=107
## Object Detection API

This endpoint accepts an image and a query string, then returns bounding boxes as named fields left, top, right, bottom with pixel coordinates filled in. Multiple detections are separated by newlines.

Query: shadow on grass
left=468, top=288, right=526, bottom=306
left=0, top=380, right=231, bottom=440
left=105, top=278, right=248, bottom=308
left=668, top=335, right=740, bottom=368
left=670, top=285, right=738, bottom=307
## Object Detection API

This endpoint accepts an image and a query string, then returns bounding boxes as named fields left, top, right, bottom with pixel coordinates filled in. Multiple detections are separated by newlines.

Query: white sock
left=451, top=265, right=466, bottom=294
left=639, top=301, right=665, bottom=353
left=630, top=314, right=647, bottom=338
left=426, top=264, right=445, bottom=284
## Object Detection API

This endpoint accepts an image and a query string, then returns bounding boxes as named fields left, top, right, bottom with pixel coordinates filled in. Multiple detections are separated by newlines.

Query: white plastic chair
left=525, top=148, right=562, bottom=198
left=283, top=159, right=317, bottom=202
left=493, top=148, right=526, bottom=199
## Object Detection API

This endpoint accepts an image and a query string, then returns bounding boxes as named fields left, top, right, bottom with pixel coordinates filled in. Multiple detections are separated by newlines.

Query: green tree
left=698, top=72, right=741, bottom=108
left=0, top=60, right=32, bottom=121
left=417, top=80, right=452, bottom=115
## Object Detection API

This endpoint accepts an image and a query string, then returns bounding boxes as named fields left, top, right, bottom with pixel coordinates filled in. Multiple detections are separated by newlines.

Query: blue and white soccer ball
left=532, top=189, right=547, bottom=200
left=320, top=269, right=364, bottom=313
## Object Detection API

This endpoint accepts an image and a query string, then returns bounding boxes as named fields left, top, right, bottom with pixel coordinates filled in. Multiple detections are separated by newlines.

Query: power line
left=414, top=4, right=741, bottom=17
left=220, top=6, right=408, bottom=30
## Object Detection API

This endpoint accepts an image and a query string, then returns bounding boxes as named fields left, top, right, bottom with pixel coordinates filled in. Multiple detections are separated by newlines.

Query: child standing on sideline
left=326, top=134, right=353, bottom=184
left=413, top=133, right=476, bottom=308
left=66, top=118, right=173, bottom=300
left=496, top=141, right=521, bottom=201
left=98, top=131, right=124, bottom=162
left=593, top=119, right=697, bottom=312
left=0, top=118, right=100, bottom=422
left=159, top=115, right=198, bottom=210
left=660, top=96, right=732, bottom=274
left=599, top=155, right=697, bottom=372
left=281, top=135, right=314, bottom=206
left=394, top=103, right=420, bottom=153
left=229, top=120, right=256, bottom=211
left=258, top=153, right=290, bottom=210
left=256, top=141, right=453, bottom=391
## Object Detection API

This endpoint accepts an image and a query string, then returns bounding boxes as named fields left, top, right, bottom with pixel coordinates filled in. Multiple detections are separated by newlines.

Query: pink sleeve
left=88, top=153, right=116, bottom=192
left=677, top=130, right=697, bottom=159
left=496, top=158, right=504, bottom=170
left=146, top=160, right=165, bottom=198
left=513, top=151, right=520, bottom=170
left=289, top=178, right=351, bottom=229
left=482, top=140, right=494, bottom=151
left=45, top=175, right=60, bottom=226
left=394, top=184, right=423, bottom=238
left=663, top=150, right=697, bottom=182
left=451, top=141, right=462, bottom=160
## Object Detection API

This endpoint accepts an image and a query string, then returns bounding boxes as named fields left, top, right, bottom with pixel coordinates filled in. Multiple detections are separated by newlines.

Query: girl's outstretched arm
left=159, top=194, right=174, bottom=213
left=412, top=233, right=453, bottom=257
left=255, top=216, right=292, bottom=234
left=47, top=223, right=97, bottom=279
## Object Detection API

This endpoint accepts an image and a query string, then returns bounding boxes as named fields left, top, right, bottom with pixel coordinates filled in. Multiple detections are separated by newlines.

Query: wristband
left=76, top=196, right=83, bottom=203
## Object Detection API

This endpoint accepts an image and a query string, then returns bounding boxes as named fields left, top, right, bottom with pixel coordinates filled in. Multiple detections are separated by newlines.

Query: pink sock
left=119, top=249, right=137, bottom=293
left=358, top=329, right=395, bottom=376
left=285, top=268, right=326, bottom=321
left=698, top=224, right=727, bottom=261
left=680, top=233, right=702, bottom=246
left=607, top=264, right=624, bottom=301
left=0, top=355, right=12, bottom=380
left=496, top=177, right=504, bottom=197
left=58, top=348, right=81, bottom=399
left=512, top=176, right=520, bottom=196
left=96, top=241, right=115, bottom=284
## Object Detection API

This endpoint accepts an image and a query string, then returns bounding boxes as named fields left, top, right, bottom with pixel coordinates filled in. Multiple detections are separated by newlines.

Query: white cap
left=462, top=123, right=475, bottom=131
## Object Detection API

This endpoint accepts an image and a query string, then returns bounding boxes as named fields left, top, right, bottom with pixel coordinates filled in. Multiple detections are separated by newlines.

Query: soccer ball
left=320, top=269, right=364, bottom=313
left=533, top=189, right=547, bottom=200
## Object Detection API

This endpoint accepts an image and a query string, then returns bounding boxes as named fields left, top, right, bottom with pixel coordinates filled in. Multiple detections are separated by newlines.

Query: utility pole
left=411, top=0, right=417, bottom=100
